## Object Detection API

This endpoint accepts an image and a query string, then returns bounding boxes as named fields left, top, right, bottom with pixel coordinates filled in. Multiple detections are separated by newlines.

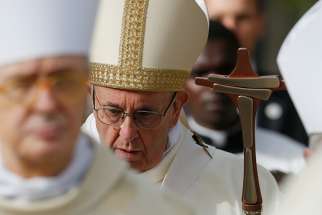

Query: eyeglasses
left=0, top=70, right=88, bottom=106
left=93, top=88, right=176, bottom=129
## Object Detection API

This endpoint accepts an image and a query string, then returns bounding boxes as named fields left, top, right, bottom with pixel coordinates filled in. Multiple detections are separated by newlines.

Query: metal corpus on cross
left=195, top=48, right=285, bottom=215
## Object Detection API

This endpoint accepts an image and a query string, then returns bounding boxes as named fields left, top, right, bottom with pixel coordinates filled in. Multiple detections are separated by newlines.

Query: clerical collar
left=0, top=133, right=93, bottom=202
left=188, top=117, right=227, bottom=147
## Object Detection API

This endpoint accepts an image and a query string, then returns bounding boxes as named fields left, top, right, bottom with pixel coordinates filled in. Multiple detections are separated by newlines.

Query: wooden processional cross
left=195, top=48, right=285, bottom=215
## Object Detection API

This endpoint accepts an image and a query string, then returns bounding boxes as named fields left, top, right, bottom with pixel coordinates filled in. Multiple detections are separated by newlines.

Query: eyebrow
left=48, top=65, right=83, bottom=74
left=102, top=102, right=159, bottom=112
left=136, top=105, right=158, bottom=112
left=100, top=102, right=122, bottom=108
left=0, top=63, right=39, bottom=81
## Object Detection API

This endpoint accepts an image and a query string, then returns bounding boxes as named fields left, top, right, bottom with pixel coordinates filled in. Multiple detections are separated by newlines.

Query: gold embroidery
left=90, top=0, right=189, bottom=91
left=90, top=63, right=190, bottom=91
left=119, top=0, right=149, bottom=70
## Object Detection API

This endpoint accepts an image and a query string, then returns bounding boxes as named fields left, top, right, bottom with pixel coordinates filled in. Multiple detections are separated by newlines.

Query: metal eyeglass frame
left=92, top=87, right=177, bottom=129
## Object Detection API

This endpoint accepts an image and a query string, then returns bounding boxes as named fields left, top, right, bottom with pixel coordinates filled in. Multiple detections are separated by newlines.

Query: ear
left=169, top=91, right=188, bottom=127
left=183, top=79, right=193, bottom=103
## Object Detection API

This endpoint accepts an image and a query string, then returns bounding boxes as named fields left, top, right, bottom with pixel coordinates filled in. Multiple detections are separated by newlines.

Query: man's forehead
left=94, top=86, right=172, bottom=103
left=0, top=55, right=87, bottom=79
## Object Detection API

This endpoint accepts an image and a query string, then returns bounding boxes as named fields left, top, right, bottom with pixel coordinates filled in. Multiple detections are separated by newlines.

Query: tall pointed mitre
left=90, top=0, right=209, bottom=92
left=277, top=0, right=322, bottom=135
left=0, top=0, right=99, bottom=66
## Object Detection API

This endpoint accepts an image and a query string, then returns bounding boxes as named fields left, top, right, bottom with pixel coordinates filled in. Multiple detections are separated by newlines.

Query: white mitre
left=0, top=0, right=99, bottom=66
left=277, top=0, right=322, bottom=136
left=90, top=0, right=209, bottom=92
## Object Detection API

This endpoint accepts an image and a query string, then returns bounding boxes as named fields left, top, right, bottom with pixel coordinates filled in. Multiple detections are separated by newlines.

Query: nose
left=119, top=116, right=139, bottom=142
left=28, top=87, right=59, bottom=113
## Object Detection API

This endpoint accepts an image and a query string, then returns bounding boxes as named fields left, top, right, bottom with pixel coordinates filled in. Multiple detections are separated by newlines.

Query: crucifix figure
left=195, top=48, right=285, bottom=215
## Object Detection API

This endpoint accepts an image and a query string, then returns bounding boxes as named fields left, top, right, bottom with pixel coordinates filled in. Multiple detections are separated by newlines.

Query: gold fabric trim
left=91, top=0, right=190, bottom=91
left=90, top=63, right=190, bottom=91
left=119, top=0, right=149, bottom=69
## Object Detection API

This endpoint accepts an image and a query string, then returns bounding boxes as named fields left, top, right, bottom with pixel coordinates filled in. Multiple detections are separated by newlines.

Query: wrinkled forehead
left=0, top=55, right=88, bottom=80
left=194, top=41, right=237, bottom=69
left=93, top=85, right=173, bottom=107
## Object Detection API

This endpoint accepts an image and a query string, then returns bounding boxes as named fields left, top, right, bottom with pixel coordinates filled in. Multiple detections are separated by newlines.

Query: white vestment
left=268, top=146, right=322, bottom=215
left=188, top=118, right=305, bottom=174
left=83, top=114, right=280, bottom=215
left=0, top=133, right=193, bottom=215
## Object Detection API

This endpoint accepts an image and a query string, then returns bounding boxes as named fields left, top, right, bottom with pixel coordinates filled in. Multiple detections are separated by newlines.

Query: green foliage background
left=280, top=0, right=317, bottom=15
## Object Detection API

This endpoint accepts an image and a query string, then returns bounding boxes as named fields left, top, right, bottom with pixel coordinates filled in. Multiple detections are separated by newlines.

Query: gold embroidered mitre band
left=90, top=0, right=209, bottom=91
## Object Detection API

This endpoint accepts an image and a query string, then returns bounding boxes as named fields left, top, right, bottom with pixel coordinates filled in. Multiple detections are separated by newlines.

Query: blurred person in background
left=205, top=0, right=264, bottom=53
left=0, top=1, right=194, bottom=214
left=205, top=0, right=309, bottom=146
left=185, top=20, right=305, bottom=183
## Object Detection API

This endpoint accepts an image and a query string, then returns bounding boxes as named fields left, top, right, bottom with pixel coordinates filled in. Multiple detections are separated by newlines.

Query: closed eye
left=104, top=107, right=123, bottom=117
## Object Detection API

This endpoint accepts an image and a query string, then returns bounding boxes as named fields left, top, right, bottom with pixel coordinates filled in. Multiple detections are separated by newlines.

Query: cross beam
left=195, top=48, right=284, bottom=215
